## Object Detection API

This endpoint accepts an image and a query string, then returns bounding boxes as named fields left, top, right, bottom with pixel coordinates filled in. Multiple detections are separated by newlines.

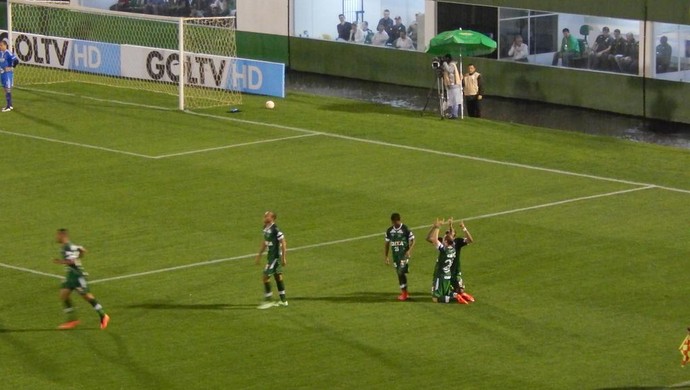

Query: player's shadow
left=127, top=303, right=256, bottom=311
left=290, top=291, right=426, bottom=304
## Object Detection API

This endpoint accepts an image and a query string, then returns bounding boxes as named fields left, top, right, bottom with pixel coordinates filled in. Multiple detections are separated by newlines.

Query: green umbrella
left=427, top=29, right=497, bottom=57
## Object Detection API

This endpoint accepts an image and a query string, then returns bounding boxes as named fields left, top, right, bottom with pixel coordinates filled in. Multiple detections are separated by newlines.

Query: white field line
left=88, top=185, right=655, bottom=284
left=0, top=262, right=63, bottom=279
left=0, top=129, right=155, bottom=159
left=12, top=87, right=690, bottom=195
left=669, top=380, right=690, bottom=388
left=151, top=133, right=319, bottom=159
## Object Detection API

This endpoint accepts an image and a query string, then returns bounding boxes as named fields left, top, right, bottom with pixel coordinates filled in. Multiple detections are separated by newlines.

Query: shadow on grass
left=0, top=327, right=99, bottom=333
left=290, top=291, right=432, bottom=304
left=126, top=303, right=256, bottom=311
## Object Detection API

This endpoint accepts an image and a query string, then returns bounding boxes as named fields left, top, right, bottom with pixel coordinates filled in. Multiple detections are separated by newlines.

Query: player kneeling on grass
left=53, top=229, right=110, bottom=330
left=0, top=39, right=18, bottom=112
left=447, top=219, right=475, bottom=303
left=426, top=219, right=465, bottom=304
left=255, top=211, right=288, bottom=309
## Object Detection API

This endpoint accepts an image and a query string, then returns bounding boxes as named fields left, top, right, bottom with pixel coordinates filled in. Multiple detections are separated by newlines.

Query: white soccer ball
left=265, top=100, right=275, bottom=109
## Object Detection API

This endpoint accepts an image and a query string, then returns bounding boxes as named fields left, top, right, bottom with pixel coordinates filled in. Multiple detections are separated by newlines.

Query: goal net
left=7, top=0, right=242, bottom=110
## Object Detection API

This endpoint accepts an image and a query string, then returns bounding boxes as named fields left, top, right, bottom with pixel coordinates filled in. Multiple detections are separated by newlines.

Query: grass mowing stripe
left=0, top=262, right=63, bottom=279
left=152, top=133, right=320, bottom=159
left=15, top=87, right=690, bottom=195
left=88, top=185, right=654, bottom=284
left=0, top=129, right=155, bottom=159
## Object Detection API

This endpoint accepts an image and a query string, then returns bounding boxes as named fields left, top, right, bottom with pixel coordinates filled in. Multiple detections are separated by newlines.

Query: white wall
left=237, top=0, right=288, bottom=35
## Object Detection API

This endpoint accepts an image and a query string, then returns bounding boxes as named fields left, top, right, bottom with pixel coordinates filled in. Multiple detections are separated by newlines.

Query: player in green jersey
left=53, top=229, right=110, bottom=330
left=255, top=211, right=288, bottom=309
left=384, top=212, right=416, bottom=301
left=447, top=219, right=475, bottom=303
left=426, top=219, right=465, bottom=304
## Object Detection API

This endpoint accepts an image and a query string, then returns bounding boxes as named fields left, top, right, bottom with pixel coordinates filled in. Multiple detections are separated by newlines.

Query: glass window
left=437, top=2, right=498, bottom=59
left=653, top=22, right=690, bottom=82
left=292, top=0, right=425, bottom=51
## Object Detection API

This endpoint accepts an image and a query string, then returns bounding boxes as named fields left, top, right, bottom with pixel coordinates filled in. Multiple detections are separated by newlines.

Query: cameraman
left=441, top=54, right=462, bottom=119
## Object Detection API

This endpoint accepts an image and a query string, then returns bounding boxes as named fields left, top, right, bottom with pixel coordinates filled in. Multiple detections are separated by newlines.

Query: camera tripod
left=421, top=72, right=448, bottom=119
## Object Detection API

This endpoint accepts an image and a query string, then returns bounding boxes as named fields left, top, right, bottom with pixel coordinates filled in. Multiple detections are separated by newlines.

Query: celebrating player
left=447, top=219, right=475, bottom=304
left=426, top=219, right=465, bottom=304
left=384, top=212, right=415, bottom=301
left=255, top=211, right=288, bottom=309
left=0, top=39, right=18, bottom=112
left=53, top=229, right=110, bottom=330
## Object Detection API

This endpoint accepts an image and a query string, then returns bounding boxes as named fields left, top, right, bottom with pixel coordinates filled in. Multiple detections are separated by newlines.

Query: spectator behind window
left=615, top=32, right=639, bottom=74
left=607, top=29, right=626, bottom=72
left=336, top=14, right=352, bottom=41
left=362, top=21, right=374, bottom=44
left=507, top=35, right=528, bottom=62
left=656, top=35, right=672, bottom=73
left=387, top=16, right=405, bottom=46
left=395, top=30, right=415, bottom=51
left=372, top=24, right=389, bottom=46
left=349, top=22, right=365, bottom=44
left=589, top=26, right=613, bottom=70
left=552, top=28, right=580, bottom=67
left=378, top=9, right=394, bottom=37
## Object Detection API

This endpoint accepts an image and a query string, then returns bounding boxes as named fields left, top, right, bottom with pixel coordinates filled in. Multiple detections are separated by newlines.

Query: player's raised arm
left=426, top=218, right=444, bottom=245
left=406, top=232, right=415, bottom=257
left=448, top=218, right=456, bottom=238
left=460, top=221, right=474, bottom=244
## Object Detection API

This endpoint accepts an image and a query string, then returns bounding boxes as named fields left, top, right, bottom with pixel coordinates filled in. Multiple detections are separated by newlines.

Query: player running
left=0, top=39, right=18, bottom=112
left=426, top=219, right=465, bottom=304
left=53, top=229, right=110, bottom=330
left=384, top=212, right=415, bottom=301
left=255, top=211, right=288, bottom=309
left=447, top=219, right=475, bottom=304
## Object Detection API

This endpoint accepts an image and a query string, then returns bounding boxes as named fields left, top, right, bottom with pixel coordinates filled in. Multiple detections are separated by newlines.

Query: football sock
left=5, top=92, right=11, bottom=107
left=63, top=299, right=77, bottom=321
left=397, top=274, right=407, bottom=291
left=87, top=297, right=106, bottom=318
left=276, top=279, right=286, bottom=301
left=263, top=282, right=272, bottom=300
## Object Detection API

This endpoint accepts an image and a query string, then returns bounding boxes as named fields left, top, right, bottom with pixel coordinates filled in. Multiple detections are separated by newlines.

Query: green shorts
left=431, top=276, right=452, bottom=299
left=61, top=272, right=90, bottom=295
left=393, top=256, right=410, bottom=274
left=263, top=258, right=283, bottom=277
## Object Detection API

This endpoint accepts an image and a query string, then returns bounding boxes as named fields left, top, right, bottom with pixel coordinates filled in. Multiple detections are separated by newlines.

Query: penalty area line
left=89, top=185, right=654, bottom=285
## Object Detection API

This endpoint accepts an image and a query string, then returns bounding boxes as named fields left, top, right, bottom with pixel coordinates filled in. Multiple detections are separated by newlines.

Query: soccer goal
left=7, top=0, right=242, bottom=110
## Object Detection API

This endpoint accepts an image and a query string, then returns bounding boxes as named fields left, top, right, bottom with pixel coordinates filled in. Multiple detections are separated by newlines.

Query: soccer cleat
left=58, top=320, right=81, bottom=330
left=100, top=314, right=110, bottom=330
left=460, top=292, right=475, bottom=302
left=1, top=106, right=13, bottom=112
left=397, top=291, right=409, bottom=301
left=257, top=301, right=277, bottom=310
left=456, top=294, right=469, bottom=304
left=277, top=301, right=288, bottom=307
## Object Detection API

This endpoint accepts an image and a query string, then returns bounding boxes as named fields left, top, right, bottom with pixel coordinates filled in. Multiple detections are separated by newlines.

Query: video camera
left=431, top=56, right=446, bottom=70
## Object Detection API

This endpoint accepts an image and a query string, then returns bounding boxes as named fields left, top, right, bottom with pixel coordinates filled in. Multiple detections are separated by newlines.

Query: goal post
left=6, top=0, right=242, bottom=110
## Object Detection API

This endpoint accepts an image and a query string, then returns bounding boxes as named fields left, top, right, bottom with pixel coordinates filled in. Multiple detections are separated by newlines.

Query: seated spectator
left=588, top=26, right=613, bottom=70
left=552, top=28, right=580, bottom=67
left=371, top=24, right=389, bottom=46
left=607, top=29, right=626, bottom=72
left=407, top=21, right=418, bottom=49
left=349, top=22, right=365, bottom=43
left=209, top=0, right=227, bottom=16
left=616, top=32, right=639, bottom=74
left=507, top=35, right=528, bottom=62
left=361, top=21, right=374, bottom=44
left=656, top=35, right=672, bottom=73
left=336, top=14, right=352, bottom=42
left=395, top=30, right=415, bottom=51
left=387, top=16, right=405, bottom=46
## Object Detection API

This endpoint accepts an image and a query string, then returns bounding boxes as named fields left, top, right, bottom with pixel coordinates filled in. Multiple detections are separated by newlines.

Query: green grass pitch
left=1, top=82, right=689, bottom=389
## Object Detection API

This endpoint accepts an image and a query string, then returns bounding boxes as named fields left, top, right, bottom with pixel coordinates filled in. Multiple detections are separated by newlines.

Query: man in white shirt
left=395, top=30, right=415, bottom=51
left=507, top=35, right=528, bottom=62
left=349, top=22, right=365, bottom=43
left=372, top=23, right=389, bottom=46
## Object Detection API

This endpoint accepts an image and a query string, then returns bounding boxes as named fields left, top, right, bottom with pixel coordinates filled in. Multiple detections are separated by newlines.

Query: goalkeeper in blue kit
left=0, top=39, right=18, bottom=112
